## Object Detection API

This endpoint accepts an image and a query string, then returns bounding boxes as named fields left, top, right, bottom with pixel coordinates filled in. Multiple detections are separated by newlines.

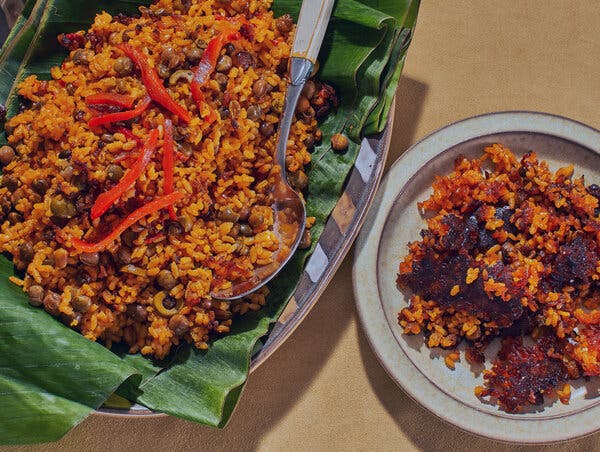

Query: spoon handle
left=276, top=0, right=335, bottom=171
left=292, top=0, right=336, bottom=63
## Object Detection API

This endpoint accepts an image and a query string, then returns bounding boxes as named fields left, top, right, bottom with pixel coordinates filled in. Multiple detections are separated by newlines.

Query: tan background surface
left=5, top=0, right=600, bottom=451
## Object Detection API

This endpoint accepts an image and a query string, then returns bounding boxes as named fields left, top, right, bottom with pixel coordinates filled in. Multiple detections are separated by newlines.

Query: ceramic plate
left=353, top=111, right=600, bottom=444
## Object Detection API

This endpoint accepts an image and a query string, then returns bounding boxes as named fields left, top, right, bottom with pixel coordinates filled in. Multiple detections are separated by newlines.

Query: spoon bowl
left=210, top=0, right=335, bottom=300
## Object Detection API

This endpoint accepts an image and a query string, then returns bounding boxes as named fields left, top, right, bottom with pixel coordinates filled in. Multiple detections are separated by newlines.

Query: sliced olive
left=169, top=69, right=194, bottom=85
left=153, top=291, right=181, bottom=317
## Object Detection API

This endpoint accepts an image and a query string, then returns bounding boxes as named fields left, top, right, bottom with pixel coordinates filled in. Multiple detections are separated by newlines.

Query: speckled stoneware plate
left=98, top=103, right=396, bottom=417
left=353, top=111, right=600, bottom=444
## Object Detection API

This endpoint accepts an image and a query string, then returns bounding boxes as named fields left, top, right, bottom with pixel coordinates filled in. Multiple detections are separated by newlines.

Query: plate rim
left=353, top=110, right=600, bottom=444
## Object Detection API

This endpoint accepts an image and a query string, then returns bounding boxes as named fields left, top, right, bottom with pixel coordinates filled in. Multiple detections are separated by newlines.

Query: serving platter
left=98, top=100, right=396, bottom=416
left=353, top=111, right=600, bottom=444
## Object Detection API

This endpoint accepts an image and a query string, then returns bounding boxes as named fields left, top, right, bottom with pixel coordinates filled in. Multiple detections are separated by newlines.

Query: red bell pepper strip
left=117, top=44, right=191, bottom=124
left=191, top=28, right=241, bottom=111
left=86, top=93, right=135, bottom=109
left=163, top=119, right=177, bottom=220
left=91, top=129, right=159, bottom=219
left=88, top=96, right=152, bottom=128
left=117, top=127, right=143, bottom=147
left=71, top=191, right=184, bottom=253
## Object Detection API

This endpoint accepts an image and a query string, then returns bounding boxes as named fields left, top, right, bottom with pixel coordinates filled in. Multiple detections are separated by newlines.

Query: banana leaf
left=0, top=0, right=419, bottom=444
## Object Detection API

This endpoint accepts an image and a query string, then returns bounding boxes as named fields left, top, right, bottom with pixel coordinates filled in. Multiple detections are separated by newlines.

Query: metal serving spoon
left=211, top=0, right=335, bottom=300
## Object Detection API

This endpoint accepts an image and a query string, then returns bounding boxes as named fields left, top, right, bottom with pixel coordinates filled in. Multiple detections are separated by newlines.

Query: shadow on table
left=386, top=76, right=429, bottom=171
left=357, top=324, right=600, bottom=451
left=357, top=74, right=600, bottom=451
